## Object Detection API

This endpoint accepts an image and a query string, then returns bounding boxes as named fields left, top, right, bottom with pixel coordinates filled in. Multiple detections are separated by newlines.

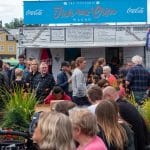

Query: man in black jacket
left=36, top=62, right=55, bottom=103
left=25, top=59, right=40, bottom=92
left=103, top=86, right=149, bottom=150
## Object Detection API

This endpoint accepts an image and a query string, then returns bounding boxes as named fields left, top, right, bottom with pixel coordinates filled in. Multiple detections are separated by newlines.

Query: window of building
left=8, top=46, right=14, bottom=52
left=0, top=46, right=4, bottom=51
left=6, top=35, right=14, bottom=41
left=0, top=36, right=4, bottom=41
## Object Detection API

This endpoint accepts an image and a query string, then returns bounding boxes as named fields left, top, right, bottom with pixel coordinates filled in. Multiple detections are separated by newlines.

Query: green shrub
left=127, top=93, right=150, bottom=130
left=141, top=99, right=150, bottom=130
left=1, top=88, right=37, bottom=131
left=127, top=92, right=138, bottom=107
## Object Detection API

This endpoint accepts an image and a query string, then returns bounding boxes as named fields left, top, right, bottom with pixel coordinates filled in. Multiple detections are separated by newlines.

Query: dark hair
left=92, top=75, right=100, bottom=83
left=61, top=61, right=70, bottom=68
left=0, top=59, right=3, bottom=69
left=6, top=62, right=11, bottom=66
left=18, top=54, right=25, bottom=59
left=29, top=57, right=35, bottom=61
left=52, top=86, right=64, bottom=95
left=98, top=79, right=110, bottom=88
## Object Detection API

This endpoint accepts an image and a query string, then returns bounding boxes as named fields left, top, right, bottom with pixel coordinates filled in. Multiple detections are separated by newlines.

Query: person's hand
left=68, top=78, right=72, bottom=83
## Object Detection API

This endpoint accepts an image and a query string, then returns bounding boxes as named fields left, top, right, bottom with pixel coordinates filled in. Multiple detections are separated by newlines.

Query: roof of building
left=16, top=24, right=150, bottom=48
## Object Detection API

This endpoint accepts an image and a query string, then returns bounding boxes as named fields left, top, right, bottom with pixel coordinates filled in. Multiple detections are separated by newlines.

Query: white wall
left=26, top=48, right=64, bottom=80
left=123, top=47, right=144, bottom=64
left=81, top=48, right=105, bottom=73
left=145, top=51, right=150, bottom=68
left=51, top=47, right=106, bottom=78
left=26, top=48, right=41, bottom=61
left=51, top=48, right=64, bottom=80
left=50, top=48, right=106, bottom=78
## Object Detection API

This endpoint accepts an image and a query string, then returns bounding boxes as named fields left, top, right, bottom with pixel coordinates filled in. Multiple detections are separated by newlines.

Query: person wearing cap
left=56, top=61, right=72, bottom=97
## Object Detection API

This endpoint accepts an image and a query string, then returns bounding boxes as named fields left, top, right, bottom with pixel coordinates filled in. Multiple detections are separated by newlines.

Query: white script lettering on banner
left=127, top=7, right=144, bottom=14
left=26, top=9, right=44, bottom=16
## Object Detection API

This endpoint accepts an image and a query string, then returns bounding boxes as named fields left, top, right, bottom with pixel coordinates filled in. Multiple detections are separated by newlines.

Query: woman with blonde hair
left=69, top=108, right=107, bottom=150
left=32, top=111, right=75, bottom=150
left=95, top=100, right=135, bottom=150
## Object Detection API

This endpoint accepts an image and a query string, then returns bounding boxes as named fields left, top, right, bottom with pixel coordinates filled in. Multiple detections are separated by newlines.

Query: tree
left=4, top=18, right=23, bottom=29
left=4, top=18, right=43, bottom=28
left=0, top=20, right=2, bottom=28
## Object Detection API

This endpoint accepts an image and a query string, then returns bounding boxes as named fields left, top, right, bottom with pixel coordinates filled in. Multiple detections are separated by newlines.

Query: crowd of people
left=0, top=54, right=149, bottom=104
left=0, top=54, right=150, bottom=149
left=32, top=90, right=149, bottom=150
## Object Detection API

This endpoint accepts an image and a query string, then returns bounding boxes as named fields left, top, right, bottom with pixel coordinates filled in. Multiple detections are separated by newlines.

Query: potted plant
left=0, top=88, right=37, bottom=131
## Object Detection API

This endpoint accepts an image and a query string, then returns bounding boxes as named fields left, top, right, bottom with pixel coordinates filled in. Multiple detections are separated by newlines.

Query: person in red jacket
left=44, top=86, right=71, bottom=104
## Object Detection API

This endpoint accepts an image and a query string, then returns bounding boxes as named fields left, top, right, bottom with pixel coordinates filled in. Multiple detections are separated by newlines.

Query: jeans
left=133, top=91, right=146, bottom=105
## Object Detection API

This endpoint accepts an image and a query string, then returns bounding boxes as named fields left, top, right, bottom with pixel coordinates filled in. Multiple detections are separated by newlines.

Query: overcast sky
left=0, top=0, right=150, bottom=25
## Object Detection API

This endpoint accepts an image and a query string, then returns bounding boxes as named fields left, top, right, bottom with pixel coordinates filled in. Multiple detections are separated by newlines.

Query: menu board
left=51, top=29, right=65, bottom=41
left=66, top=27, right=93, bottom=42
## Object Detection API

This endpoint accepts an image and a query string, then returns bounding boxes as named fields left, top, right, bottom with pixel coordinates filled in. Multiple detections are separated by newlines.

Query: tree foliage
left=4, top=18, right=42, bottom=28
left=4, top=18, right=23, bottom=29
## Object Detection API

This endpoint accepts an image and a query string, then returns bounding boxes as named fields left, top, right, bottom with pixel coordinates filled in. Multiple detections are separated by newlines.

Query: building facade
left=18, top=24, right=150, bottom=78
left=0, top=29, right=17, bottom=59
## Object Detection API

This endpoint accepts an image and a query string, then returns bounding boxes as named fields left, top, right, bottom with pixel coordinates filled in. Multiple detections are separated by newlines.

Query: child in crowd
left=87, top=75, right=100, bottom=89
left=11, top=68, right=25, bottom=90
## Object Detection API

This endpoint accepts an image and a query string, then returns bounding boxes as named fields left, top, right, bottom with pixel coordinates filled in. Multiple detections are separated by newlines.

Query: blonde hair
left=37, top=111, right=75, bottom=150
left=15, top=68, right=23, bottom=77
left=69, top=108, right=98, bottom=136
left=95, top=100, right=128, bottom=150
left=97, top=58, right=105, bottom=66
left=75, top=57, right=85, bottom=67
left=31, top=59, right=39, bottom=66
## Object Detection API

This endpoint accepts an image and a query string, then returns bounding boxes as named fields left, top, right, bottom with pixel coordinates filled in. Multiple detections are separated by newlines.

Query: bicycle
left=0, top=129, right=38, bottom=150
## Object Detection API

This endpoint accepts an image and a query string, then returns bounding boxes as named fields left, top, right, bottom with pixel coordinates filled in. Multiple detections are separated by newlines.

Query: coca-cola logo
left=127, top=7, right=144, bottom=14
left=26, top=9, right=44, bottom=16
